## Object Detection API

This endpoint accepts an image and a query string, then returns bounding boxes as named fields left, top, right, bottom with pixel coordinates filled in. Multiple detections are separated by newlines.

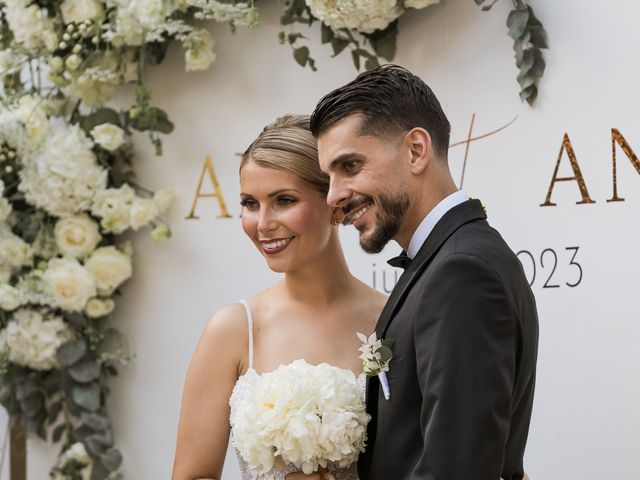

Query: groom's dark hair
left=310, top=64, right=451, bottom=158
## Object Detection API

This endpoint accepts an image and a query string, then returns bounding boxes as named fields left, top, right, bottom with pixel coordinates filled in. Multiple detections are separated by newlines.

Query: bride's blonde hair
left=240, top=115, right=329, bottom=194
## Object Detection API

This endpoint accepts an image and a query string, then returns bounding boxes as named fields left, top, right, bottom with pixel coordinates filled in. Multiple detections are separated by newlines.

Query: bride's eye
left=277, top=196, right=296, bottom=207
left=240, top=198, right=259, bottom=210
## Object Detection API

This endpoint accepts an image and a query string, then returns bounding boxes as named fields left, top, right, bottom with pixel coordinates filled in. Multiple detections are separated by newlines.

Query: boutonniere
left=357, top=332, right=394, bottom=400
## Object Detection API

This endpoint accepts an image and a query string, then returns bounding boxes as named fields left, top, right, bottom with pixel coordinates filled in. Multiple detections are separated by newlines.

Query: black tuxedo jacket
left=358, top=199, right=538, bottom=480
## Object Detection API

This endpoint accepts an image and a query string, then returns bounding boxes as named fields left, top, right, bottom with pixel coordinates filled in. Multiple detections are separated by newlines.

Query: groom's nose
left=326, top=177, right=352, bottom=208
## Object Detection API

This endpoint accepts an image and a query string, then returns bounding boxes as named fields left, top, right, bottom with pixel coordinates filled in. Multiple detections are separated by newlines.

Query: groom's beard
left=358, top=190, right=410, bottom=254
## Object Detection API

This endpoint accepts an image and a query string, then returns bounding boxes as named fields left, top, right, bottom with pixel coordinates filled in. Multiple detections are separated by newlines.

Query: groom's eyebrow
left=328, top=153, right=359, bottom=171
left=267, top=189, right=301, bottom=197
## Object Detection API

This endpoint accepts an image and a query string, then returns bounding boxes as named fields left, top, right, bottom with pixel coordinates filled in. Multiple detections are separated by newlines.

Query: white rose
left=0, top=235, right=33, bottom=269
left=54, top=214, right=102, bottom=258
left=0, top=284, right=23, bottom=310
left=84, top=297, right=115, bottom=318
left=60, top=0, right=104, bottom=24
left=153, top=188, right=174, bottom=214
left=84, top=246, right=132, bottom=295
left=4, top=308, right=74, bottom=370
left=90, top=123, right=125, bottom=151
left=150, top=224, right=171, bottom=242
left=91, top=184, right=134, bottom=233
left=184, top=28, right=216, bottom=72
left=129, top=197, right=158, bottom=230
left=43, top=257, right=96, bottom=312
left=404, top=0, right=440, bottom=9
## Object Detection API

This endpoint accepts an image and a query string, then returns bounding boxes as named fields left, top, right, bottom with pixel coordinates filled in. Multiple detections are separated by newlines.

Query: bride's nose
left=257, top=208, right=278, bottom=234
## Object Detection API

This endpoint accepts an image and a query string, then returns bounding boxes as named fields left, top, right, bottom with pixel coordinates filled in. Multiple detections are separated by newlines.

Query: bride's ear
left=330, top=207, right=344, bottom=226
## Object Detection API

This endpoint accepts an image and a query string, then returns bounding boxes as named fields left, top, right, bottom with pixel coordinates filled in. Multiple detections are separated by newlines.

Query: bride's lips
left=260, top=237, right=294, bottom=255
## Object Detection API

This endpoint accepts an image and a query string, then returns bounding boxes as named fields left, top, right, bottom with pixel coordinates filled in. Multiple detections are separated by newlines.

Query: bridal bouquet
left=230, top=359, right=370, bottom=475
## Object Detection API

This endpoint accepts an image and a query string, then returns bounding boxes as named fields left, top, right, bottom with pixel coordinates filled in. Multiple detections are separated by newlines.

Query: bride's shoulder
left=200, top=302, right=250, bottom=350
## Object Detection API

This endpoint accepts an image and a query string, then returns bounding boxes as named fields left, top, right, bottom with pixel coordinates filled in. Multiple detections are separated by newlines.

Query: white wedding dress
left=229, top=300, right=365, bottom=480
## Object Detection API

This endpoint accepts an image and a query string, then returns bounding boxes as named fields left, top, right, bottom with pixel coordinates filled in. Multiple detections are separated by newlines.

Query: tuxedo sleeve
left=412, top=253, right=516, bottom=480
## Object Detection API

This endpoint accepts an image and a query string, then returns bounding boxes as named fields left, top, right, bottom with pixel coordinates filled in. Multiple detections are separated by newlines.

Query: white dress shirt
left=406, top=190, right=469, bottom=259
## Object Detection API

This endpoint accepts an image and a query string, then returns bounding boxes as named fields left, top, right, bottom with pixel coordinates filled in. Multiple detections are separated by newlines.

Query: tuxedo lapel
left=375, top=199, right=487, bottom=338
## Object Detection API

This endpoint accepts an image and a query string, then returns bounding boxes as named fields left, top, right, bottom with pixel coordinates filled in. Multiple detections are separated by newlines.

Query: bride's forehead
left=240, top=164, right=309, bottom=191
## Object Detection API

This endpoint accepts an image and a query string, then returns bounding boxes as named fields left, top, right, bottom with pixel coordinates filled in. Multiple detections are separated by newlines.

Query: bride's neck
left=282, top=239, right=354, bottom=305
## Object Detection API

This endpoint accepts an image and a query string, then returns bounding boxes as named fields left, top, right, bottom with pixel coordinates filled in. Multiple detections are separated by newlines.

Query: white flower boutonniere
left=357, top=332, right=394, bottom=400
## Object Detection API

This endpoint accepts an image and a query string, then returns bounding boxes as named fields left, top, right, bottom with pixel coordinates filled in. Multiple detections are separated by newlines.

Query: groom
left=310, top=65, right=538, bottom=480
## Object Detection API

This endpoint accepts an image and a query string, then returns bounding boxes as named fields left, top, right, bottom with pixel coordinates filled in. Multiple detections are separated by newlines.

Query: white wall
left=23, top=0, right=640, bottom=478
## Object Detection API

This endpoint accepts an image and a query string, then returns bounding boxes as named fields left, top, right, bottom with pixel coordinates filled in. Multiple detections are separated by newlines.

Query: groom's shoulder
left=438, top=218, right=519, bottom=269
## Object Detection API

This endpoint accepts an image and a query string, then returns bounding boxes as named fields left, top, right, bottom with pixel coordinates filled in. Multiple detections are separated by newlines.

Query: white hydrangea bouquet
left=230, top=359, right=370, bottom=475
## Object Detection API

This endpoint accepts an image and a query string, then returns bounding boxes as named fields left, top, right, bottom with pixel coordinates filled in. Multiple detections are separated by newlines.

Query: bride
left=172, top=115, right=386, bottom=480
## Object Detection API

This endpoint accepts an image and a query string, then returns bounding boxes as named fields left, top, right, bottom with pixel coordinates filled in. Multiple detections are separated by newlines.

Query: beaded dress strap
left=238, top=300, right=254, bottom=370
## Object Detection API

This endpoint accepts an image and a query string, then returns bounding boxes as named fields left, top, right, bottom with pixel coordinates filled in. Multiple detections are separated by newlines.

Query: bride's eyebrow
left=267, top=189, right=301, bottom=198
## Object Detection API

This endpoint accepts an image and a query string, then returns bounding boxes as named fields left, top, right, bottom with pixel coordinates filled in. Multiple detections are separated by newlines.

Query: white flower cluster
left=91, top=183, right=174, bottom=234
left=0, top=308, right=74, bottom=371
left=183, top=28, right=216, bottom=72
left=230, top=360, right=370, bottom=474
left=306, top=0, right=440, bottom=34
left=18, top=122, right=108, bottom=217
left=2, top=0, right=58, bottom=51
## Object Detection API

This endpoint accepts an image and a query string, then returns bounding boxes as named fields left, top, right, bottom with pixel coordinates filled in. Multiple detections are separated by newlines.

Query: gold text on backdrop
left=186, top=154, right=232, bottom=219
left=541, top=129, right=640, bottom=206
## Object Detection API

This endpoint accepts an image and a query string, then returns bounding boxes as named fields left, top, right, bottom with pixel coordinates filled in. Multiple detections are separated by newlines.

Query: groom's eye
left=342, top=160, right=360, bottom=175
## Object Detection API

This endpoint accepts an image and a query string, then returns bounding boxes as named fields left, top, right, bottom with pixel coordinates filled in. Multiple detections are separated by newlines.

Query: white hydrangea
left=91, top=184, right=135, bottom=234
left=0, top=284, right=24, bottom=311
left=19, top=122, right=108, bottom=217
left=0, top=197, right=11, bottom=223
left=404, top=0, right=440, bottom=9
left=60, top=0, right=105, bottom=24
left=54, top=214, right=102, bottom=258
left=12, top=94, right=51, bottom=146
left=84, top=246, right=132, bottom=296
left=183, top=28, right=216, bottom=71
left=306, top=0, right=403, bottom=34
left=3, top=308, right=74, bottom=370
left=90, top=123, right=125, bottom=151
left=105, top=0, right=181, bottom=46
left=66, top=66, right=119, bottom=107
left=2, top=0, right=58, bottom=51
left=0, top=233, right=33, bottom=269
left=43, top=257, right=97, bottom=312
left=230, top=360, right=369, bottom=474
left=188, top=0, right=253, bottom=24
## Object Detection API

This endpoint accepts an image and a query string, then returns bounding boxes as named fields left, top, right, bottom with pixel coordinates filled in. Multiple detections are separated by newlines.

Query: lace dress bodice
left=228, top=300, right=365, bottom=480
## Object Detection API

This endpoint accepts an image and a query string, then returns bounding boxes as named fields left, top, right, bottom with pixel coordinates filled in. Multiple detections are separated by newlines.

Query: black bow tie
left=387, top=251, right=412, bottom=269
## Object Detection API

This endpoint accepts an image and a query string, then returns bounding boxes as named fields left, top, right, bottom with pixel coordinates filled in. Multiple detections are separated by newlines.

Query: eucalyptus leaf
left=69, top=361, right=101, bottom=384
left=331, top=38, right=349, bottom=56
left=20, top=392, right=43, bottom=417
left=528, top=25, right=548, bottom=48
left=72, top=383, right=101, bottom=412
left=507, top=9, right=529, bottom=40
left=100, top=449, right=123, bottom=471
left=80, top=411, right=110, bottom=432
left=351, top=50, right=361, bottom=70
left=364, top=57, right=379, bottom=71
left=57, top=339, right=87, bottom=367
left=52, top=424, right=65, bottom=443
left=79, top=108, right=121, bottom=134
left=293, top=46, right=310, bottom=67
left=321, top=23, right=334, bottom=44
left=47, top=400, right=63, bottom=423
left=16, top=381, right=37, bottom=401
left=85, top=433, right=113, bottom=455
left=91, top=458, right=110, bottom=480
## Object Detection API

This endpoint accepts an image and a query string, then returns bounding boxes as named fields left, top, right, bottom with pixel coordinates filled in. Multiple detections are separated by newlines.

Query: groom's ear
left=405, top=128, right=432, bottom=175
